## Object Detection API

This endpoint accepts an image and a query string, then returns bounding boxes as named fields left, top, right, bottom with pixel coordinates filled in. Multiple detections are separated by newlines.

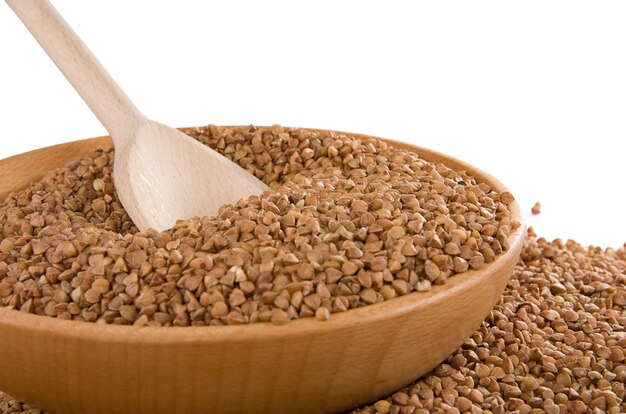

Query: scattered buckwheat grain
left=354, top=228, right=626, bottom=414
left=531, top=202, right=541, bottom=215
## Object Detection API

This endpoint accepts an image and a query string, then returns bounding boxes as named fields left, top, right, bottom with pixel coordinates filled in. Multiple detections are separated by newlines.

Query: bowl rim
left=0, top=126, right=524, bottom=344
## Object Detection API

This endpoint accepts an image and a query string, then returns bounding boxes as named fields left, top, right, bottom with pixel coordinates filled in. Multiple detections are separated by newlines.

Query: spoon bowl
left=0, top=127, right=524, bottom=414
left=115, top=120, right=270, bottom=231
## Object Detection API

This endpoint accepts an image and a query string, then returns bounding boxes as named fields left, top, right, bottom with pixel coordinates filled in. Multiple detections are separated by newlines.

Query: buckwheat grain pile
left=0, top=126, right=514, bottom=326
left=1, top=230, right=624, bottom=413
left=354, top=229, right=625, bottom=414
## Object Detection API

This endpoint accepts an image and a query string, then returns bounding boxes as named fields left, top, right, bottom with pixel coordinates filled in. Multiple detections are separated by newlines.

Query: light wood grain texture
left=5, top=0, right=270, bottom=232
left=0, top=127, right=524, bottom=414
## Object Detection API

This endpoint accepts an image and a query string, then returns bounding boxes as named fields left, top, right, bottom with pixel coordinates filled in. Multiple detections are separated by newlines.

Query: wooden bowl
left=0, top=128, right=524, bottom=414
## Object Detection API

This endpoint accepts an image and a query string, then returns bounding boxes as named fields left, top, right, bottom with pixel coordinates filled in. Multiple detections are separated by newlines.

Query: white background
left=1, top=1, right=624, bottom=247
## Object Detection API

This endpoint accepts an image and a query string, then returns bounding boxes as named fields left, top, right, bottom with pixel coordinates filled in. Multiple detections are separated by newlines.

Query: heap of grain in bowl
left=0, top=125, right=516, bottom=326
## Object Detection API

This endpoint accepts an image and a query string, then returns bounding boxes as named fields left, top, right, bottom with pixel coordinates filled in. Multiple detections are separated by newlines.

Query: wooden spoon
left=6, top=0, right=271, bottom=232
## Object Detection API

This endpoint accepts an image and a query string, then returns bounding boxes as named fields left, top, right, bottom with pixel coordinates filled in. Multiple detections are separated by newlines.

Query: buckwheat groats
left=531, top=202, right=542, bottom=216
left=0, top=125, right=515, bottom=327
left=1, top=230, right=624, bottom=413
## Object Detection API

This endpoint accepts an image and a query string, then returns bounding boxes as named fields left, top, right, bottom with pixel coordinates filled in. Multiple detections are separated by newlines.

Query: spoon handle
left=6, top=0, right=143, bottom=144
